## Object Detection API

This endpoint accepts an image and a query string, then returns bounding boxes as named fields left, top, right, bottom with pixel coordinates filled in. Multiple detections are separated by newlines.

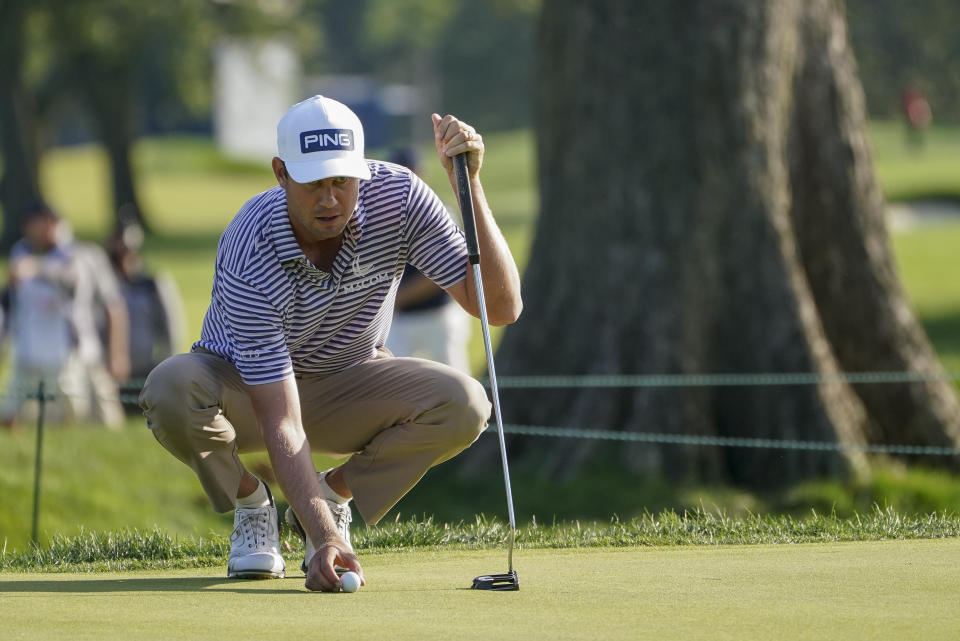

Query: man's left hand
left=432, top=113, right=484, bottom=178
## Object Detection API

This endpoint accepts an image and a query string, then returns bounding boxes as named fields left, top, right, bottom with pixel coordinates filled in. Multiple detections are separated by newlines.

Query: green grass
left=4, top=420, right=960, bottom=555
left=2, top=542, right=959, bottom=641
left=0, top=419, right=232, bottom=550
left=0, top=419, right=348, bottom=552
left=2, top=129, right=960, bottom=641
left=890, top=222, right=960, bottom=374
left=869, top=120, right=960, bottom=201
left=40, top=137, right=275, bottom=240
left=3, top=507, right=959, bottom=573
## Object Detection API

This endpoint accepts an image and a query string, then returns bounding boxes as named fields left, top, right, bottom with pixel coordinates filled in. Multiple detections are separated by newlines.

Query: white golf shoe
left=227, top=483, right=285, bottom=579
left=285, top=498, right=353, bottom=574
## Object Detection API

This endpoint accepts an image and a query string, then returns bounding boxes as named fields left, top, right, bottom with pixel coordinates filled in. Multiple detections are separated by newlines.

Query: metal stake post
left=31, top=380, right=47, bottom=547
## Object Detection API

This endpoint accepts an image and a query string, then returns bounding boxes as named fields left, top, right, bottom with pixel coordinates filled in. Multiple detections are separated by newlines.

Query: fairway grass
left=1, top=541, right=958, bottom=641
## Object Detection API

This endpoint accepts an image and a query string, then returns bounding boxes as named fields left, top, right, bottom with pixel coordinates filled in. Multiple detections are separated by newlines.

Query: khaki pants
left=139, top=349, right=491, bottom=524
left=1, top=353, right=124, bottom=429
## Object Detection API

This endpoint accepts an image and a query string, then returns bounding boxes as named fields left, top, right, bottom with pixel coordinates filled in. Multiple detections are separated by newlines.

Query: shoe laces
left=327, top=500, right=353, bottom=545
left=235, top=506, right=274, bottom=551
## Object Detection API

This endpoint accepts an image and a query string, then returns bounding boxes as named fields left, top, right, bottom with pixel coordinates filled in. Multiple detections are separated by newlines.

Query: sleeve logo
left=300, top=129, right=355, bottom=154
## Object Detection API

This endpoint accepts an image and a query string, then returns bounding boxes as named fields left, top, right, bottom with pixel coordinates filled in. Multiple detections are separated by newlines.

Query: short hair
left=21, top=200, right=59, bottom=221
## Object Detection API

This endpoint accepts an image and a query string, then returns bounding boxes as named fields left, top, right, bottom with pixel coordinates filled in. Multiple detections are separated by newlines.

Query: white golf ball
left=340, top=571, right=361, bottom=593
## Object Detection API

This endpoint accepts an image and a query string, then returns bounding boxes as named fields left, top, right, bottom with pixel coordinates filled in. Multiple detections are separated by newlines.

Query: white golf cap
left=277, top=95, right=371, bottom=183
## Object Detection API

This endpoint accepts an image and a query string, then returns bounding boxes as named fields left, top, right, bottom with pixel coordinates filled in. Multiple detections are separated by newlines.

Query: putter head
left=471, top=570, right=519, bottom=591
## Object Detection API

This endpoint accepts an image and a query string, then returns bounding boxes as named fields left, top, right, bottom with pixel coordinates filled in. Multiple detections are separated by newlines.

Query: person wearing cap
left=1, top=204, right=79, bottom=426
left=1, top=202, right=130, bottom=429
left=140, top=95, right=522, bottom=592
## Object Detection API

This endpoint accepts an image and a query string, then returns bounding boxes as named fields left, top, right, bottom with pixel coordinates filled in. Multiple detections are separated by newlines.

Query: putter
left=453, top=152, right=520, bottom=592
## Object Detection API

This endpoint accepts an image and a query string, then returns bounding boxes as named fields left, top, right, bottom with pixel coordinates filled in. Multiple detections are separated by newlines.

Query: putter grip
left=454, top=153, right=481, bottom=265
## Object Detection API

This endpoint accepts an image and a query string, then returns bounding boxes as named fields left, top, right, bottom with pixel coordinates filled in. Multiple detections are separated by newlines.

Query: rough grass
left=4, top=507, right=958, bottom=573
left=5, top=419, right=960, bottom=556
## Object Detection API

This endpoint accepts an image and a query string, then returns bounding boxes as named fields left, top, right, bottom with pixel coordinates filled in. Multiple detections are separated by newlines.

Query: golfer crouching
left=140, top=95, right=522, bottom=592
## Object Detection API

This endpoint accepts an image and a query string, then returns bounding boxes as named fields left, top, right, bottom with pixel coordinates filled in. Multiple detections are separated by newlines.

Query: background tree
left=485, top=0, right=960, bottom=486
left=41, top=0, right=275, bottom=232
left=846, top=0, right=960, bottom=123
left=302, top=0, right=537, bottom=135
left=0, top=0, right=44, bottom=249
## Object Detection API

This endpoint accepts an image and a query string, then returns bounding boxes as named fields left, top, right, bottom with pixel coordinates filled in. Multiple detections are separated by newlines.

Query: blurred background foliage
left=14, top=0, right=960, bottom=142
left=15, top=0, right=539, bottom=145
left=4, top=0, right=957, bottom=238
left=847, top=0, right=960, bottom=123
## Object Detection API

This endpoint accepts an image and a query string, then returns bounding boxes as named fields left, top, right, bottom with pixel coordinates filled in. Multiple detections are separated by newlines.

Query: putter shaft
left=471, top=262, right=517, bottom=572
left=453, top=153, right=518, bottom=577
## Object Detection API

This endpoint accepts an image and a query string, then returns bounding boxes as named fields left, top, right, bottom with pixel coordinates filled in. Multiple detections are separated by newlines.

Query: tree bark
left=788, top=0, right=960, bottom=457
left=90, top=80, right=147, bottom=232
left=75, top=60, right=148, bottom=232
left=476, top=0, right=958, bottom=487
left=0, top=0, right=43, bottom=250
left=48, top=7, right=150, bottom=233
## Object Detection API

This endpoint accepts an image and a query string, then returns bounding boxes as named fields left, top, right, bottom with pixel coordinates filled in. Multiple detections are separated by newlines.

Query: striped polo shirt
left=194, top=160, right=468, bottom=384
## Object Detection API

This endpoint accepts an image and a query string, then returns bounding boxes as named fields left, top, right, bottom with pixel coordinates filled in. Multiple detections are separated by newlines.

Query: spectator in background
left=107, top=222, right=185, bottom=410
left=62, top=227, right=129, bottom=429
left=385, top=147, right=472, bottom=373
left=902, top=86, right=932, bottom=149
left=0, top=203, right=130, bottom=429
left=1, top=204, right=83, bottom=426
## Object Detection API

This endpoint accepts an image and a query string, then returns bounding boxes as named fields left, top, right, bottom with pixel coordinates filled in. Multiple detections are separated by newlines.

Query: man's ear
left=271, top=157, right=288, bottom=187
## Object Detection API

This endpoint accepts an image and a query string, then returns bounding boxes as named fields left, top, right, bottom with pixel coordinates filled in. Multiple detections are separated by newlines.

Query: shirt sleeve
left=81, top=244, right=124, bottom=306
left=404, top=172, right=469, bottom=289
left=214, top=267, right=293, bottom=385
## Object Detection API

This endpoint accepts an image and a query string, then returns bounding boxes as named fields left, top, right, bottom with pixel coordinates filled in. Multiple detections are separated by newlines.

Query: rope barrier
left=485, top=424, right=960, bottom=456
left=486, top=371, right=960, bottom=389
left=8, top=372, right=960, bottom=458
left=6, top=369, right=959, bottom=406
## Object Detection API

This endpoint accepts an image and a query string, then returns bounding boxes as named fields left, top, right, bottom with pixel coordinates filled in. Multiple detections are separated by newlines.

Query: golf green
left=1, top=541, right=958, bottom=640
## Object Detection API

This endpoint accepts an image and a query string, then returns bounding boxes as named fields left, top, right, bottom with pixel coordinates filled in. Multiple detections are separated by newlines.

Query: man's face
left=273, top=158, right=360, bottom=245
left=24, top=214, right=59, bottom=252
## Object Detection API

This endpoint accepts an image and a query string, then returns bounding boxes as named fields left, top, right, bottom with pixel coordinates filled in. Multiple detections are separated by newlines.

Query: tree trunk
left=80, top=68, right=149, bottom=232
left=0, top=0, right=43, bottom=250
left=788, top=0, right=960, bottom=456
left=477, top=0, right=958, bottom=487
left=48, top=4, right=150, bottom=234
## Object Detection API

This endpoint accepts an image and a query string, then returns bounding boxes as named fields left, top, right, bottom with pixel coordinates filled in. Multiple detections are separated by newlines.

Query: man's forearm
left=263, top=425, right=338, bottom=543
left=247, top=379, right=340, bottom=549
left=470, top=177, right=522, bottom=323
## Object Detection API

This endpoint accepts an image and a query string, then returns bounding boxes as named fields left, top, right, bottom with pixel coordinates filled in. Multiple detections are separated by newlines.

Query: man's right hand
left=304, top=537, right=364, bottom=592
left=244, top=377, right=365, bottom=592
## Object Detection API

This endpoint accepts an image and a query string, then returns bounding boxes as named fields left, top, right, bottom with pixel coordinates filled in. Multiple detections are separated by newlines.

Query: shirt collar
left=346, top=200, right=365, bottom=245
left=268, top=195, right=303, bottom=263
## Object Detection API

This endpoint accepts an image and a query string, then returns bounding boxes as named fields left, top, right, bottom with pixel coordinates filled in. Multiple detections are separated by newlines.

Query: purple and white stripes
left=195, top=161, right=468, bottom=385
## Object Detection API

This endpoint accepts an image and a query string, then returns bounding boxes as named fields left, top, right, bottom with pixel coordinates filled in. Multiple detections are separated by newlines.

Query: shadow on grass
left=393, top=441, right=759, bottom=524
left=1, top=574, right=470, bottom=595
left=0, top=575, right=313, bottom=595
